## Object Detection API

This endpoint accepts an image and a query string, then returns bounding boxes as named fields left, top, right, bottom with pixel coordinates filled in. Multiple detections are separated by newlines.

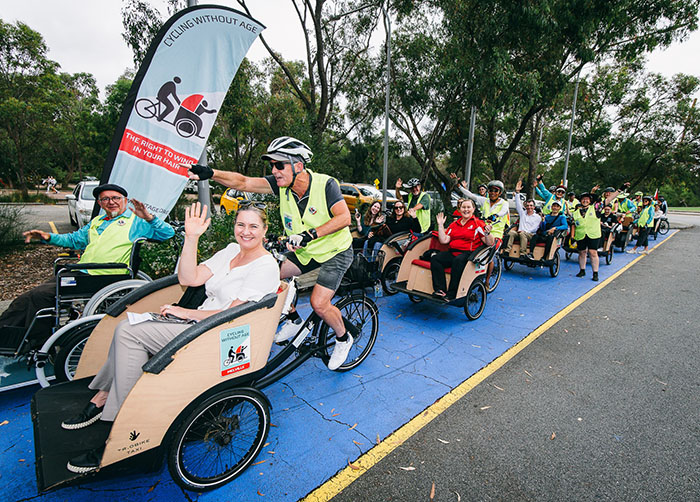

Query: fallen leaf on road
left=19, top=459, right=25, bottom=462
left=353, top=440, right=363, bottom=445
left=332, top=413, right=340, bottom=417
left=471, top=344, right=481, bottom=348
left=398, top=466, right=415, bottom=471
left=480, top=406, right=491, bottom=411
left=550, top=432, right=556, bottom=440
left=0, top=420, right=8, bottom=426
left=524, top=370, right=532, bottom=377
left=376, top=434, right=381, bottom=445
left=437, top=438, right=449, bottom=444
left=268, top=451, right=275, bottom=454
left=454, top=491, right=461, bottom=501
left=492, top=384, right=505, bottom=391
left=258, top=490, right=265, bottom=496
left=430, top=482, right=436, bottom=500
left=147, top=481, right=159, bottom=493
left=252, top=460, right=266, bottom=466
left=349, top=423, right=357, bottom=430
left=331, top=408, right=335, bottom=413
left=348, top=460, right=360, bottom=470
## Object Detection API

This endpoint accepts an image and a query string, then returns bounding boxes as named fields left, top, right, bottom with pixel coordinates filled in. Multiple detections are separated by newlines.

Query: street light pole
left=464, top=106, right=476, bottom=188
left=381, top=1, right=391, bottom=211
left=563, top=75, right=580, bottom=188
left=186, top=0, right=211, bottom=214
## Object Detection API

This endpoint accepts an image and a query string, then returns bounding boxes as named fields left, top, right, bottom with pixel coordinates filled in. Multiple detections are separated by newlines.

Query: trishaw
left=31, top=266, right=378, bottom=492
left=501, top=228, right=567, bottom=277
left=390, top=232, right=495, bottom=320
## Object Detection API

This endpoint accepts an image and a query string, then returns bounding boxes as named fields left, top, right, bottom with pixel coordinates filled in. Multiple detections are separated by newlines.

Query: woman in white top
left=62, top=202, right=280, bottom=473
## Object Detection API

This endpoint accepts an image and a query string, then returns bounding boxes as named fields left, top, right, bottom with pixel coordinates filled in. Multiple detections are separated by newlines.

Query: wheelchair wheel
left=380, top=258, right=401, bottom=295
left=320, top=294, right=379, bottom=371
left=486, top=256, right=502, bottom=293
left=83, top=279, right=149, bottom=316
left=168, top=388, right=269, bottom=491
left=658, top=219, right=670, bottom=235
left=549, top=251, right=560, bottom=278
left=605, top=248, right=613, bottom=265
left=53, top=318, right=101, bottom=382
left=464, top=280, right=486, bottom=320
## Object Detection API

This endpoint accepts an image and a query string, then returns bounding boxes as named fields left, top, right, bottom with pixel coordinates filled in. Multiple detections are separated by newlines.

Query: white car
left=66, top=180, right=99, bottom=227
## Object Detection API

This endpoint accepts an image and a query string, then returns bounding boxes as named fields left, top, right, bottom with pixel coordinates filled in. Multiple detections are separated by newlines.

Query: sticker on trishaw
left=220, top=324, right=251, bottom=376
left=475, top=263, right=487, bottom=274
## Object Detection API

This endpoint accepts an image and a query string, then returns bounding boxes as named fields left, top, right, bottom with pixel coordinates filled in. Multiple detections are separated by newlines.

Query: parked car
left=339, top=182, right=398, bottom=212
left=66, top=180, right=99, bottom=227
left=505, top=191, right=544, bottom=212
left=219, top=189, right=252, bottom=215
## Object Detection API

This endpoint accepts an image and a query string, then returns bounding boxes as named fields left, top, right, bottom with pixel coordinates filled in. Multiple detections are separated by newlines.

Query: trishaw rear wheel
left=464, top=280, right=487, bottom=320
left=168, top=388, right=270, bottom=491
left=606, top=248, right=613, bottom=265
left=658, top=219, right=669, bottom=235
left=486, top=256, right=502, bottom=293
left=320, top=295, right=379, bottom=371
left=380, top=258, right=401, bottom=295
left=549, top=251, right=560, bottom=278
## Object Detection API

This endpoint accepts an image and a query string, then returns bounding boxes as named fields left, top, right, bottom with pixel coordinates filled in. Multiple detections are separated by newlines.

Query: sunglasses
left=487, top=188, right=500, bottom=193
left=238, top=200, right=267, bottom=210
left=394, top=205, right=405, bottom=210
left=270, top=161, right=289, bottom=171
left=98, top=196, right=124, bottom=203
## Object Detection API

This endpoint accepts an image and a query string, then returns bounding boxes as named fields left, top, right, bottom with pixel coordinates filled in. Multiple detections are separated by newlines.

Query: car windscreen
left=81, top=184, right=98, bottom=201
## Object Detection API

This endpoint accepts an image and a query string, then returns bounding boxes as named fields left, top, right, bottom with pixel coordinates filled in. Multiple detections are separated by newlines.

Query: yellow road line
left=302, top=231, right=679, bottom=502
left=49, top=221, right=58, bottom=233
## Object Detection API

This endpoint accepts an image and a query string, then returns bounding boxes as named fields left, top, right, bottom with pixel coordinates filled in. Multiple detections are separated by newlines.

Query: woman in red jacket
left=430, top=198, right=495, bottom=299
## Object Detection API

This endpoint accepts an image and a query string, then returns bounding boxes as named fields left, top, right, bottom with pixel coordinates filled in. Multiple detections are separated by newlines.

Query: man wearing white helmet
left=185, top=136, right=356, bottom=370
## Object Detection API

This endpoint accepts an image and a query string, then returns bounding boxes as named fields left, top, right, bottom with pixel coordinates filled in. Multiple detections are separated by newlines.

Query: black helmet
left=567, top=191, right=575, bottom=197
left=604, top=186, right=615, bottom=193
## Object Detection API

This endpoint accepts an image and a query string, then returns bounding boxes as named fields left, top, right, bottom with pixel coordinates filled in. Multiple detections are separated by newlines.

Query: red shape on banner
left=118, top=129, right=197, bottom=176
left=181, top=94, right=204, bottom=112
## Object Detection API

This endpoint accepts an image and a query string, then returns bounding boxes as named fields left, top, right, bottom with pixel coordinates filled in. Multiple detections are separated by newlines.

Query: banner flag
left=98, top=5, right=264, bottom=218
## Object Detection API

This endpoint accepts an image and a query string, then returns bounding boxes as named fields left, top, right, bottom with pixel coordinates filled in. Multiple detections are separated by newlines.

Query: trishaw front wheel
left=168, top=388, right=270, bottom=491
left=464, top=280, right=487, bottom=320
left=53, top=318, right=101, bottom=382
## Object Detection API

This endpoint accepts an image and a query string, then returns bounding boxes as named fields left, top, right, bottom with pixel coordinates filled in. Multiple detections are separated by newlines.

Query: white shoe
left=274, top=320, right=302, bottom=343
left=641, top=250, right=649, bottom=255
left=328, top=334, right=354, bottom=370
left=626, top=249, right=637, bottom=254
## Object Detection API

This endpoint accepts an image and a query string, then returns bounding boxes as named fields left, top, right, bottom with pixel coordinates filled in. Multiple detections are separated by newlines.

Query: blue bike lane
left=0, top=232, right=675, bottom=501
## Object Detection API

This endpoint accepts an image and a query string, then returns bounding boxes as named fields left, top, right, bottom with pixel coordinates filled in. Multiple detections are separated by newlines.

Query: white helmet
left=261, top=136, right=313, bottom=164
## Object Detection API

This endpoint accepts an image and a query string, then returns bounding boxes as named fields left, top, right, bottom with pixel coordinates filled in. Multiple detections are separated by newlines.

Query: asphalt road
left=333, top=226, right=699, bottom=502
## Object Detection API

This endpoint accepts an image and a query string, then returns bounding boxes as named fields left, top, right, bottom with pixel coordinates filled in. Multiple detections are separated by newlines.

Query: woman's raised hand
left=184, top=202, right=211, bottom=238
left=436, top=212, right=446, bottom=227
left=515, top=179, right=523, bottom=193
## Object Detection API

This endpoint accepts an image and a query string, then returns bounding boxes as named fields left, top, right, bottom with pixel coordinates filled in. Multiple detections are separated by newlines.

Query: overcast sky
left=2, top=0, right=699, bottom=96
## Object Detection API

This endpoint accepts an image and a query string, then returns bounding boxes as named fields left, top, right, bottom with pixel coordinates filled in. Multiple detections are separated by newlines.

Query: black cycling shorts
left=576, top=235, right=600, bottom=251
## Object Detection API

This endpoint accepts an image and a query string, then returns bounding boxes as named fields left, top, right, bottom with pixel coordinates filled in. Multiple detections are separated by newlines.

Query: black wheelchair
left=0, top=239, right=152, bottom=385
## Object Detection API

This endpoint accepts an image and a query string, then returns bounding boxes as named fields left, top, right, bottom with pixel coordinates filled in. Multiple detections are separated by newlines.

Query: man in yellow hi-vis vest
left=1, top=184, right=174, bottom=343
left=394, top=177, right=431, bottom=234
left=187, top=137, right=357, bottom=370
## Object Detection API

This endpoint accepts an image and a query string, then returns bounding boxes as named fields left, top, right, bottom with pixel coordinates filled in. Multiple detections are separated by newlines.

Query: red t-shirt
left=446, top=216, right=486, bottom=254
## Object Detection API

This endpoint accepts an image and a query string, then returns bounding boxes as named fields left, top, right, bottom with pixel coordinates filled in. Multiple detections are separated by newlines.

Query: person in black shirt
left=599, top=204, right=617, bottom=244
left=363, top=201, right=420, bottom=257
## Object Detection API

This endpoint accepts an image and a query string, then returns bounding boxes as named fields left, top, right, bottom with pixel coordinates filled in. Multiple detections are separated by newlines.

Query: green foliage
left=0, top=192, right=56, bottom=203
left=0, top=204, right=25, bottom=253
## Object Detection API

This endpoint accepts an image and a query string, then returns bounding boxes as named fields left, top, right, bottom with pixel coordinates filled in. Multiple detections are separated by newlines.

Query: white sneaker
left=328, top=334, right=354, bottom=370
left=274, top=320, right=302, bottom=343
left=626, top=249, right=637, bottom=254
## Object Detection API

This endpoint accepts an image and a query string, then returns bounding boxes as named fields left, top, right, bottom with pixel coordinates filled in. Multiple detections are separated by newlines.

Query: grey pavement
left=333, top=226, right=699, bottom=502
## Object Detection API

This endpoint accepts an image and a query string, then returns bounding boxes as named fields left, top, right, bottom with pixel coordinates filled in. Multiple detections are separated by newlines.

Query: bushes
left=0, top=205, right=26, bottom=254
left=0, top=192, right=57, bottom=204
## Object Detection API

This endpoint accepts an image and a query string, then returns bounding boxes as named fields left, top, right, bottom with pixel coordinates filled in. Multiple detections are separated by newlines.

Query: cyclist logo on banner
left=220, top=325, right=251, bottom=376
left=135, top=76, right=217, bottom=139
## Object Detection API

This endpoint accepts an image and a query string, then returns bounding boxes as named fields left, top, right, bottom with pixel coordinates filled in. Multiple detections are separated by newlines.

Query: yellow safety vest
left=482, top=198, right=510, bottom=239
left=638, top=205, right=655, bottom=227
left=79, top=213, right=136, bottom=275
left=573, top=206, right=601, bottom=240
left=408, top=191, right=431, bottom=233
left=565, top=198, right=579, bottom=214
left=279, top=170, right=352, bottom=265
left=543, top=196, right=566, bottom=215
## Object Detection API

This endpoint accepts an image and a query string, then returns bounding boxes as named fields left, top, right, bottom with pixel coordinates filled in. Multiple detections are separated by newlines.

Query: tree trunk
left=527, top=112, right=543, bottom=200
